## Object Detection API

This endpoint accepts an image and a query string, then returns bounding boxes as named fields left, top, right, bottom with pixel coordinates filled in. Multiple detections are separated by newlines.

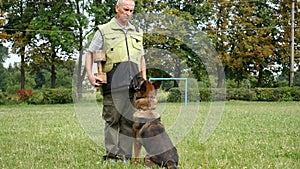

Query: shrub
left=199, top=88, right=211, bottom=102
left=0, top=91, right=6, bottom=105
left=28, top=88, right=73, bottom=104
left=290, top=87, right=300, bottom=101
left=0, top=91, right=19, bottom=105
left=227, top=88, right=257, bottom=101
left=187, top=88, right=200, bottom=102
left=167, top=88, right=181, bottom=102
left=16, top=89, right=33, bottom=101
left=200, top=87, right=300, bottom=102
left=157, top=90, right=168, bottom=102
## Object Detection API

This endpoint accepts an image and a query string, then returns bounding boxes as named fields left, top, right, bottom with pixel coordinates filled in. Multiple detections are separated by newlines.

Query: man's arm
left=140, top=55, right=146, bottom=79
left=86, top=51, right=102, bottom=87
left=86, top=30, right=103, bottom=87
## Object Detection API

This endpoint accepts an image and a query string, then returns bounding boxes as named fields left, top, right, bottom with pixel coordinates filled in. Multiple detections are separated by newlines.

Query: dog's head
left=134, top=78, right=161, bottom=111
left=136, top=78, right=161, bottom=99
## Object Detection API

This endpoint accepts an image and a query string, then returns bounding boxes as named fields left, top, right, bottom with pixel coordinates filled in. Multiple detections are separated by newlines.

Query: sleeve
left=88, top=30, right=103, bottom=52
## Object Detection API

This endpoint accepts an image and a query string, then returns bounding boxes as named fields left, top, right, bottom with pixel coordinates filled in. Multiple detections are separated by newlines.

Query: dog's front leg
left=133, top=139, right=142, bottom=165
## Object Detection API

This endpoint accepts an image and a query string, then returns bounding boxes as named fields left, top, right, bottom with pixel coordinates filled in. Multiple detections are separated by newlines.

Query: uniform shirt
left=88, top=19, right=144, bottom=54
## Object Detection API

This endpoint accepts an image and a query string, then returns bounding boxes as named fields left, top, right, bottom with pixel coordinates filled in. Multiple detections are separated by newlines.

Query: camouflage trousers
left=102, top=91, right=135, bottom=159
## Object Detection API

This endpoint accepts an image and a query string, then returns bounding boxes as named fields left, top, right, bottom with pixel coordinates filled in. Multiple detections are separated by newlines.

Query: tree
left=6, top=63, right=35, bottom=94
left=206, top=0, right=284, bottom=87
left=1, top=0, right=36, bottom=90
left=68, top=0, right=88, bottom=99
left=131, top=1, right=215, bottom=86
left=28, top=0, right=86, bottom=88
left=0, top=44, right=8, bottom=62
left=87, top=0, right=116, bottom=25
left=0, top=63, right=8, bottom=91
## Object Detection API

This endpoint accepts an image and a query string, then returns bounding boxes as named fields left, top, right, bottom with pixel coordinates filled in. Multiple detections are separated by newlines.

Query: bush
left=0, top=91, right=19, bottom=105
left=0, top=91, right=6, bottom=105
left=199, top=88, right=211, bottom=102
left=167, top=88, right=181, bottom=102
left=227, top=87, right=300, bottom=101
left=253, top=88, right=298, bottom=101
left=28, top=88, right=73, bottom=104
left=288, top=87, right=300, bottom=101
left=227, top=88, right=257, bottom=101
left=157, top=91, right=168, bottom=102
left=16, top=89, right=33, bottom=101
left=199, top=87, right=300, bottom=102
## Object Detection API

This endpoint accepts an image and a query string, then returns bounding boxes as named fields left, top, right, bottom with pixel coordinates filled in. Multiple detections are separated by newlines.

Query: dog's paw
left=134, top=159, right=140, bottom=165
left=144, top=157, right=156, bottom=167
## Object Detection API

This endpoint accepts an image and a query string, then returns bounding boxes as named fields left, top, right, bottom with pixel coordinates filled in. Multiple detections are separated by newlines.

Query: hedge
left=1, top=87, right=299, bottom=104
left=27, top=88, right=73, bottom=104
left=169, top=87, right=300, bottom=102
left=211, top=87, right=300, bottom=102
left=0, top=91, right=19, bottom=105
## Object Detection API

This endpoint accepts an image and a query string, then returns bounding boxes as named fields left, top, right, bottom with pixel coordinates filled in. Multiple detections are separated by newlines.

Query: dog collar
left=136, top=96, right=156, bottom=100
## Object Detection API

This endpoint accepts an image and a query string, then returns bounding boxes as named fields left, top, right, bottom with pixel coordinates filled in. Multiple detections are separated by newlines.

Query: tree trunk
left=217, top=64, right=225, bottom=88
left=257, top=65, right=263, bottom=87
left=20, top=46, right=26, bottom=89
left=51, top=53, right=56, bottom=88
left=75, top=0, right=85, bottom=100
left=173, top=59, right=181, bottom=88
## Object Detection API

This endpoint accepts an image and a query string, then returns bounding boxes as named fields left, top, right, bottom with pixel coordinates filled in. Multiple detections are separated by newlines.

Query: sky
left=2, top=41, right=19, bottom=68
left=3, top=53, right=19, bottom=68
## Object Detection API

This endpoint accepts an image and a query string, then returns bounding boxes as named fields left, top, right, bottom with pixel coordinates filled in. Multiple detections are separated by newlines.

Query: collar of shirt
left=113, top=17, right=134, bottom=33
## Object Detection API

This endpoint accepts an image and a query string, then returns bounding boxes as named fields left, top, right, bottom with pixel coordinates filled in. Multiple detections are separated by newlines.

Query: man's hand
left=88, top=74, right=103, bottom=87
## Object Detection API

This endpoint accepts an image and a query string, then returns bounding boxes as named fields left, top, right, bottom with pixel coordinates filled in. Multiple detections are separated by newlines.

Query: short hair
left=117, top=0, right=135, bottom=6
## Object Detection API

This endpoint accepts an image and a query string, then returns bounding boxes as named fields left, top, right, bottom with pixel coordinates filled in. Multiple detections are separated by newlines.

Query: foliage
left=0, top=90, right=18, bottom=105
left=1, top=0, right=38, bottom=89
left=225, top=87, right=300, bottom=101
left=199, top=87, right=300, bottom=102
left=87, top=0, right=116, bottom=25
left=5, top=64, right=35, bottom=94
left=27, top=88, right=73, bottom=104
left=27, top=0, right=87, bottom=88
left=3, top=60, right=74, bottom=93
left=167, top=87, right=181, bottom=102
left=16, top=89, right=33, bottom=101
left=0, top=45, right=9, bottom=62
left=0, top=63, right=8, bottom=91
left=206, top=0, right=282, bottom=87
left=254, top=87, right=300, bottom=101
left=1, top=0, right=300, bottom=93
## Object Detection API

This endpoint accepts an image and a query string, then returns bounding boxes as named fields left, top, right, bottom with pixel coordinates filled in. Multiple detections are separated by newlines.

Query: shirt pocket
left=104, top=34, right=123, bottom=51
left=130, top=35, right=143, bottom=50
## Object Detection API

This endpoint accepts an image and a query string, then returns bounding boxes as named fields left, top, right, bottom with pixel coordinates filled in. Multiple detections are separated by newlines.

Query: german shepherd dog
left=132, top=78, right=179, bottom=169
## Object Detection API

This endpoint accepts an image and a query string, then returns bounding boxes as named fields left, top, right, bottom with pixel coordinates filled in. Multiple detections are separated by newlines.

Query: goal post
left=148, top=78, right=188, bottom=106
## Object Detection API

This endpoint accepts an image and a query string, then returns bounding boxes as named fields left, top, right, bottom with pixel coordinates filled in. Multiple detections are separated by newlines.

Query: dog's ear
left=152, top=80, right=161, bottom=89
left=135, top=77, right=145, bottom=91
left=139, top=79, right=147, bottom=94
left=137, top=76, right=145, bottom=83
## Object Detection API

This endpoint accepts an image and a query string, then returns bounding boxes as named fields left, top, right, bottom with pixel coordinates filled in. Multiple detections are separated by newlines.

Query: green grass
left=0, top=102, right=299, bottom=168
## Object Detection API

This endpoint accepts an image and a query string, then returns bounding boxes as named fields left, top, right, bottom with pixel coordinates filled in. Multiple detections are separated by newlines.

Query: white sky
left=3, top=53, right=19, bottom=68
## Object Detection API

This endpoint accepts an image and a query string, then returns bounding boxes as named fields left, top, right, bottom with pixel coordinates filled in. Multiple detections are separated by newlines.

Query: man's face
left=116, top=1, right=135, bottom=25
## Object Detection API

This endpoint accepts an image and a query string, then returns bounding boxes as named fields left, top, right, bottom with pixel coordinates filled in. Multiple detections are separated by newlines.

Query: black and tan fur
left=133, top=78, right=179, bottom=169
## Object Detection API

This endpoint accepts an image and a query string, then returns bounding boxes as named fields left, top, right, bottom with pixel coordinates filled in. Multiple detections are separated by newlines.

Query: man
left=85, top=0, right=146, bottom=163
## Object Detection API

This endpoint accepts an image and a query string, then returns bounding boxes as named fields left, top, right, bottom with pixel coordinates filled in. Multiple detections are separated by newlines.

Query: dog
left=132, top=78, right=179, bottom=169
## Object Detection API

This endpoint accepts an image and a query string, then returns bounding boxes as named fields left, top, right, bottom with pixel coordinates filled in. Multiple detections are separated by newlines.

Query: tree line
left=0, top=0, right=299, bottom=94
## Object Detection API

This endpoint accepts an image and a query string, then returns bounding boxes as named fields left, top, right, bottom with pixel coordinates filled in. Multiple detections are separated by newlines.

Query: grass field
left=0, top=101, right=299, bottom=169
